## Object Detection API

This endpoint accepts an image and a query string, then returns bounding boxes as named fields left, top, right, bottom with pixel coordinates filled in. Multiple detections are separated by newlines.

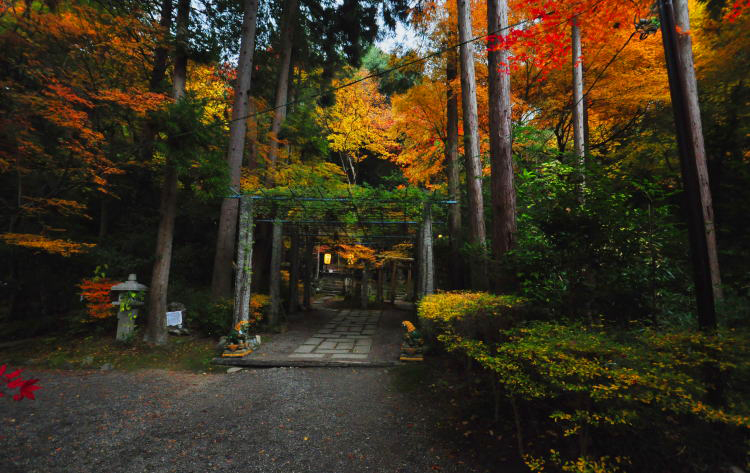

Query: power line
left=172, top=5, right=609, bottom=139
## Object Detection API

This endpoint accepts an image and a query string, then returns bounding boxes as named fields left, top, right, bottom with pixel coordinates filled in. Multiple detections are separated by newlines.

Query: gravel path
left=0, top=367, right=480, bottom=473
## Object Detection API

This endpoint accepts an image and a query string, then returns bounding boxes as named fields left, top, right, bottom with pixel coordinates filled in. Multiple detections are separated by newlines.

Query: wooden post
left=658, top=0, right=720, bottom=330
left=376, top=267, right=384, bottom=304
left=406, top=266, right=413, bottom=301
left=315, top=244, right=320, bottom=280
left=288, top=227, right=300, bottom=314
left=233, top=196, right=254, bottom=325
left=303, top=235, right=313, bottom=309
left=390, top=261, right=398, bottom=304
left=423, top=203, right=435, bottom=296
left=268, top=216, right=283, bottom=326
left=414, top=223, right=424, bottom=301
left=360, top=265, right=369, bottom=309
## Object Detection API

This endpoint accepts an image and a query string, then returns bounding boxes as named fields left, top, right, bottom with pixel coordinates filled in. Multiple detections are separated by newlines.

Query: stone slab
left=213, top=357, right=397, bottom=368
left=293, top=345, right=316, bottom=354
left=331, top=354, right=368, bottom=359
left=289, top=353, right=326, bottom=359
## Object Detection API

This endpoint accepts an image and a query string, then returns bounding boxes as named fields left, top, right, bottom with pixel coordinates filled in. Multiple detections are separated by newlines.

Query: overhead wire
left=178, top=1, right=615, bottom=254
left=172, top=1, right=612, bottom=140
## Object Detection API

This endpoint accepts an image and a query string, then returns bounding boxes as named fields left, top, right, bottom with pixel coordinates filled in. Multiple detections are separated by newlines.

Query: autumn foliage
left=726, top=0, right=750, bottom=21
left=419, top=293, right=750, bottom=472
left=0, top=233, right=95, bottom=257
left=79, top=278, right=117, bottom=319
left=0, top=364, right=41, bottom=401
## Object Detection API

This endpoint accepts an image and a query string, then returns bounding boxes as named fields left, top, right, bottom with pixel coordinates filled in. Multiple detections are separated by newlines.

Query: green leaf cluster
left=418, top=292, right=750, bottom=472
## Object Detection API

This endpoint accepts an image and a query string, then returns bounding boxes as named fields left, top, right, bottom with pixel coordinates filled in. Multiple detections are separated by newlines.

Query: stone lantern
left=111, top=274, right=148, bottom=342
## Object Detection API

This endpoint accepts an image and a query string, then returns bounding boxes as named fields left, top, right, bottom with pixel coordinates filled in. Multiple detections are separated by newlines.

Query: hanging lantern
left=323, top=253, right=332, bottom=265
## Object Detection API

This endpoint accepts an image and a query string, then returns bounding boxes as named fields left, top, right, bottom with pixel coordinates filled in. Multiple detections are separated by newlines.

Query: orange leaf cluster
left=336, top=243, right=377, bottom=266
left=1, top=1, right=165, bottom=196
left=0, top=233, right=95, bottom=257
left=78, top=278, right=117, bottom=319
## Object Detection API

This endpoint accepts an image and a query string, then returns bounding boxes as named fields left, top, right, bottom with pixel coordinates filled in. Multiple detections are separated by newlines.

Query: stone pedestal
left=116, top=310, right=137, bottom=341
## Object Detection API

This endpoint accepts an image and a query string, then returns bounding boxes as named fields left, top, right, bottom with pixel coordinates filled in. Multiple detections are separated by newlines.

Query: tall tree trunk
left=149, top=0, right=175, bottom=92
left=140, top=0, right=174, bottom=162
left=211, top=0, right=259, bottom=299
left=288, top=227, right=300, bottom=314
left=571, top=17, right=586, bottom=195
left=487, top=0, right=517, bottom=280
left=246, top=98, right=258, bottom=171
left=267, top=0, right=298, bottom=174
left=445, top=47, right=463, bottom=289
left=233, top=196, right=254, bottom=325
left=673, top=0, right=722, bottom=302
left=658, top=0, right=720, bottom=331
left=456, top=0, right=488, bottom=290
left=268, top=217, right=283, bottom=326
left=144, top=0, right=190, bottom=346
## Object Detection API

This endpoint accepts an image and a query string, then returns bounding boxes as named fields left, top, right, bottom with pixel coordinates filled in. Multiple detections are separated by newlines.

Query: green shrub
left=504, top=160, right=691, bottom=326
left=418, top=293, right=750, bottom=472
left=187, top=296, right=233, bottom=336
left=181, top=292, right=270, bottom=337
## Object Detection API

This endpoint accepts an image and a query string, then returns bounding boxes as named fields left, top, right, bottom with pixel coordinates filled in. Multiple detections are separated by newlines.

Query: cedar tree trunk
left=487, top=0, right=517, bottom=271
left=144, top=0, right=190, bottom=345
left=211, top=0, right=259, bottom=298
left=456, top=0, right=488, bottom=290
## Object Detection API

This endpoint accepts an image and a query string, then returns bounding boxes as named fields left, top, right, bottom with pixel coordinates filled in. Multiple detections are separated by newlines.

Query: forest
left=1, top=0, right=750, bottom=471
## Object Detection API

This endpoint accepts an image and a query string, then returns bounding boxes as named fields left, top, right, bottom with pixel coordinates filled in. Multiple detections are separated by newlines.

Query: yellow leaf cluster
left=317, top=71, right=398, bottom=164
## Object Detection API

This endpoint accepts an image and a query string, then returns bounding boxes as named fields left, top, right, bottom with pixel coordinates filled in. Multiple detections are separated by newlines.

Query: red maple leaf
left=14, top=379, right=41, bottom=401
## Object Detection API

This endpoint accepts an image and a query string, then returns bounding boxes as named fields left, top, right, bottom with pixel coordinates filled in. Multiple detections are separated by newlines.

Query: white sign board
left=166, top=310, right=183, bottom=327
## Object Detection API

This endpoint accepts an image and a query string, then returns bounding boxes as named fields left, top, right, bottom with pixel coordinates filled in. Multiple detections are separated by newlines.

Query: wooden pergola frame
left=230, top=189, right=455, bottom=325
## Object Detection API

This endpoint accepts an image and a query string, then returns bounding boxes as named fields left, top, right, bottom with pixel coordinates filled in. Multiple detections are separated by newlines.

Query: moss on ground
left=0, top=334, right=224, bottom=373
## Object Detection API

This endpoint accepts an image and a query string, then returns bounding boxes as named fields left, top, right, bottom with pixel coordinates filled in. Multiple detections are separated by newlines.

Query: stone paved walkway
left=214, top=303, right=407, bottom=367
left=290, top=309, right=380, bottom=360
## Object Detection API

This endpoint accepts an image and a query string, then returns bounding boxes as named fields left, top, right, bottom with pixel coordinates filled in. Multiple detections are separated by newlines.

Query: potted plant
left=400, top=320, right=424, bottom=360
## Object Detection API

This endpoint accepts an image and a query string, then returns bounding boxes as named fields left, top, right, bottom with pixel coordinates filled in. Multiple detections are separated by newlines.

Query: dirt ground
left=1, top=366, right=490, bottom=473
